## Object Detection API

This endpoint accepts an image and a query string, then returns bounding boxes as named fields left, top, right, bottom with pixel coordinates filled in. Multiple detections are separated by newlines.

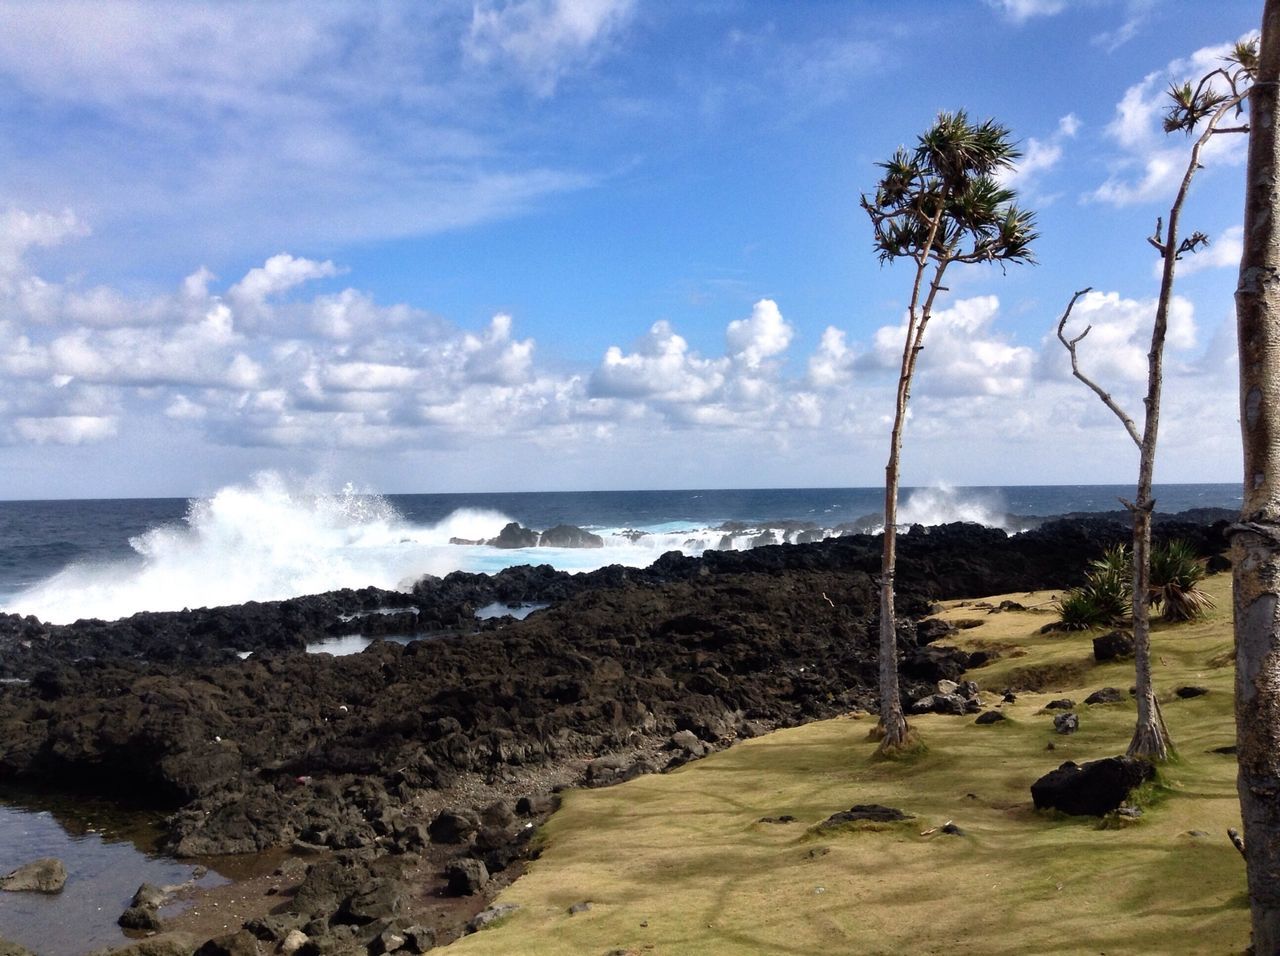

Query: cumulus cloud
left=726, top=299, right=793, bottom=369
left=808, top=327, right=857, bottom=389
left=1090, top=36, right=1256, bottom=206
left=1046, top=289, right=1197, bottom=388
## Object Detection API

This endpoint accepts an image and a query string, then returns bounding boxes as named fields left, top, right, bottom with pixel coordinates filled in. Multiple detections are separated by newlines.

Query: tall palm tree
left=861, top=113, right=1036, bottom=752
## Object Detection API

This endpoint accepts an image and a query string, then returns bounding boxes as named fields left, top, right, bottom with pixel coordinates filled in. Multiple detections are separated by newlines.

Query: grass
left=448, top=573, right=1246, bottom=955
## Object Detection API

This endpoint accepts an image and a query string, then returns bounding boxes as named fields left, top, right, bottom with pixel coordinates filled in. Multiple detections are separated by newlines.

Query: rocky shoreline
left=0, top=512, right=1232, bottom=953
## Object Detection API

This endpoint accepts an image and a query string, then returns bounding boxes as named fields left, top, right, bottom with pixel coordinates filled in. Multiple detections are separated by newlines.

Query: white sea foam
left=897, top=483, right=1024, bottom=532
left=6, top=472, right=525, bottom=623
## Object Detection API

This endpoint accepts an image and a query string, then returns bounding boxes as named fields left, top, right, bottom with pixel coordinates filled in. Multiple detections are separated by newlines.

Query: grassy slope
left=450, top=573, right=1246, bottom=956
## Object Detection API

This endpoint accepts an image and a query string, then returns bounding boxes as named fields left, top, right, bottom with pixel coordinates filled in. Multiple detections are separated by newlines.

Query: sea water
left=0, top=472, right=1241, bottom=625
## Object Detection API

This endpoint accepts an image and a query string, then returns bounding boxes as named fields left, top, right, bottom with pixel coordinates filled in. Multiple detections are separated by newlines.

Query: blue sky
left=0, top=0, right=1261, bottom=498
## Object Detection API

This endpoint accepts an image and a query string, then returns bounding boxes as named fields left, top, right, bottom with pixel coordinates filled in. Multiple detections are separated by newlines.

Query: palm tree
left=1057, top=40, right=1255, bottom=760
left=861, top=112, right=1036, bottom=752
left=1233, top=1, right=1280, bottom=948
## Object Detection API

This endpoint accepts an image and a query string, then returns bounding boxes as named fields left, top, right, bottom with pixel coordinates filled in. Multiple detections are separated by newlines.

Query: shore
left=0, top=512, right=1234, bottom=954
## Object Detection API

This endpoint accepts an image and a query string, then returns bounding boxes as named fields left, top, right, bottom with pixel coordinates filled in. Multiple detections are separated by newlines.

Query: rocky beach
left=0, top=510, right=1234, bottom=954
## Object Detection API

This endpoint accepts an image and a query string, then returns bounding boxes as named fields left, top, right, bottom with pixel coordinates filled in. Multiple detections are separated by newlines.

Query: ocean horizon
left=0, top=474, right=1242, bottom=625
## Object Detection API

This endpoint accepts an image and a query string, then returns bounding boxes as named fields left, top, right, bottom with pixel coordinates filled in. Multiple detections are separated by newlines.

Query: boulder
left=1031, top=756, right=1155, bottom=816
left=1176, top=685, right=1210, bottom=699
left=1093, top=630, right=1135, bottom=662
left=1053, top=713, right=1079, bottom=735
left=1044, top=698, right=1075, bottom=711
left=975, top=711, right=1006, bottom=725
left=0, top=858, right=66, bottom=893
left=1085, top=687, right=1125, bottom=705
left=445, top=858, right=489, bottom=896
left=429, top=809, right=480, bottom=845
left=667, top=729, right=707, bottom=757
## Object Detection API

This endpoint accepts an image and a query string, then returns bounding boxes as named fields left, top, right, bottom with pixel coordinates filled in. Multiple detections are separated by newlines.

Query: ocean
left=0, top=473, right=1242, bottom=625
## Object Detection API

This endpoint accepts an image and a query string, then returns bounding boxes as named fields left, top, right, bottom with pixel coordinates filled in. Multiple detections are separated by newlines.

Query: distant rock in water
left=539, top=525, right=604, bottom=549
left=479, top=521, right=604, bottom=549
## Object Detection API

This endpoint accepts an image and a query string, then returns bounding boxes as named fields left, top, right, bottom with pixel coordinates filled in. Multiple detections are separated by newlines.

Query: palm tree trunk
left=877, top=399, right=909, bottom=749
left=1235, top=2, right=1280, bottom=948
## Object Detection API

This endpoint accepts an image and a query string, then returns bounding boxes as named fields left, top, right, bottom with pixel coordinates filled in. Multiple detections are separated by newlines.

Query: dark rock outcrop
left=1093, top=630, right=1135, bottom=662
left=1031, top=756, right=1155, bottom=816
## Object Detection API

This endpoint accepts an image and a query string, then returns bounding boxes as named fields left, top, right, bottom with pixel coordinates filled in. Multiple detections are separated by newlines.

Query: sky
left=0, top=0, right=1262, bottom=499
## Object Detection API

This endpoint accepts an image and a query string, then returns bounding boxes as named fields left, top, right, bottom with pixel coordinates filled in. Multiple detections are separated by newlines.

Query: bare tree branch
left=1055, top=287, right=1142, bottom=447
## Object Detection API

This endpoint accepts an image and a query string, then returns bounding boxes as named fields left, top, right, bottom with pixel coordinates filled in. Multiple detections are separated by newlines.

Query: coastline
left=0, top=510, right=1234, bottom=953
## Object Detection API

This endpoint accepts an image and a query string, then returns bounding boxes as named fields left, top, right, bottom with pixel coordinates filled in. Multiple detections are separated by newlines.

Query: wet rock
left=1093, top=630, right=1135, bottom=662
left=1053, top=713, right=1079, bottom=735
left=487, top=523, right=540, bottom=549
left=119, top=904, right=165, bottom=931
left=0, top=858, right=66, bottom=893
left=1085, top=687, right=1124, bottom=705
left=539, top=525, right=605, bottom=549
left=1031, top=756, right=1155, bottom=816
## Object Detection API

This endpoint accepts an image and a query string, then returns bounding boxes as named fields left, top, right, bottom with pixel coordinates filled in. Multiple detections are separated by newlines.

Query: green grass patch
left=451, top=575, right=1248, bottom=956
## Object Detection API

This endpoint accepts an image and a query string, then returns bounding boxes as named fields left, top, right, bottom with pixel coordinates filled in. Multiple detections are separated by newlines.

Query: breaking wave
left=5, top=474, right=1030, bottom=624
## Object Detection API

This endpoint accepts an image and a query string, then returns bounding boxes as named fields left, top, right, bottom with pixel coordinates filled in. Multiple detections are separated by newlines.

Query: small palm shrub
left=1149, top=539, right=1214, bottom=621
left=1055, top=544, right=1132, bottom=630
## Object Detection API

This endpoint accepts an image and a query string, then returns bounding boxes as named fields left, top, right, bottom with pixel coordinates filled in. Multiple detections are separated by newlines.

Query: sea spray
left=6, top=473, right=523, bottom=623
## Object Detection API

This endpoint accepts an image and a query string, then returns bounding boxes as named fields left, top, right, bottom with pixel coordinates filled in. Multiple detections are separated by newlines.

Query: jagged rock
left=1093, top=630, right=1135, bottom=662
left=193, top=930, right=263, bottom=956
left=1053, top=713, right=1079, bottom=734
left=279, top=931, right=309, bottom=956
left=915, top=619, right=955, bottom=645
left=1085, top=687, right=1124, bottom=705
left=486, top=523, right=540, bottom=549
left=1031, top=756, right=1155, bottom=816
left=668, top=729, right=707, bottom=757
left=0, top=858, right=66, bottom=893
left=539, top=525, right=605, bottom=549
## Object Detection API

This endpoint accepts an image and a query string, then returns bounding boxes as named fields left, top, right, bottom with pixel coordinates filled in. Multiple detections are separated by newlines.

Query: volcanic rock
left=1031, top=756, right=1155, bottom=816
left=1093, top=630, right=1135, bottom=662
left=0, top=858, right=66, bottom=893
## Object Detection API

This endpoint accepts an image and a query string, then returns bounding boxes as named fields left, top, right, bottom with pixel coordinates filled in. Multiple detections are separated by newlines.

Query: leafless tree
left=1056, top=41, right=1255, bottom=760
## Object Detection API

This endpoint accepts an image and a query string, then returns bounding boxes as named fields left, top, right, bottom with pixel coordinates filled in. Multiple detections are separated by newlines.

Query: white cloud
left=465, top=0, right=636, bottom=96
left=1161, top=224, right=1244, bottom=278
left=0, top=208, right=87, bottom=275
left=808, top=326, right=857, bottom=389
left=726, top=299, right=793, bottom=369
left=1090, top=36, right=1255, bottom=206
left=591, top=320, right=726, bottom=403
left=987, top=0, right=1067, bottom=23
left=229, top=254, right=339, bottom=306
